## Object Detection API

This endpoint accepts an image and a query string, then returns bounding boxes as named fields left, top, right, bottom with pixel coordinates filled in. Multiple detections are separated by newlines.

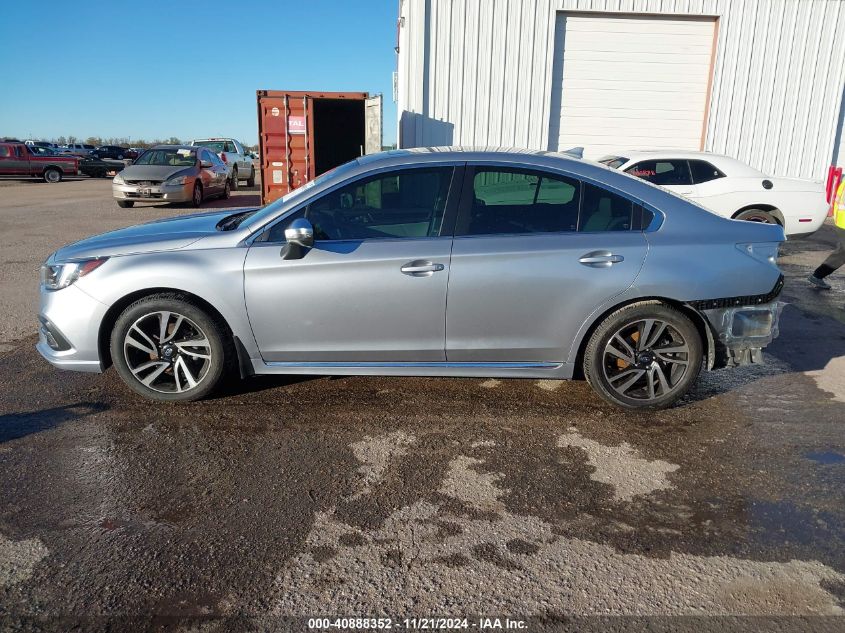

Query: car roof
left=600, top=150, right=764, bottom=177
left=150, top=144, right=198, bottom=151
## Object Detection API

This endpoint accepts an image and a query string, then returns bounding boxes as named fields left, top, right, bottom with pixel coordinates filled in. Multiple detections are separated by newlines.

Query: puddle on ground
left=805, top=451, right=845, bottom=465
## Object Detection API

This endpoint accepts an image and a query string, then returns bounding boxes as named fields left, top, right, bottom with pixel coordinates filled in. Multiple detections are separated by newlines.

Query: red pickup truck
left=0, top=142, right=79, bottom=183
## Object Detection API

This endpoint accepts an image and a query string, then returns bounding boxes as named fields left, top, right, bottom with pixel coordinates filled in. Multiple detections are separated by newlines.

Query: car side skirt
left=252, top=360, right=575, bottom=379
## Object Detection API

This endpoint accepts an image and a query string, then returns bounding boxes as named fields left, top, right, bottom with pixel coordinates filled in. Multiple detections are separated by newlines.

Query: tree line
left=46, top=136, right=257, bottom=152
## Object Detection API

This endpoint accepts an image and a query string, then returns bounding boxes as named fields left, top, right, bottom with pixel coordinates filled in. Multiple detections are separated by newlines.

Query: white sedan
left=597, top=151, right=827, bottom=238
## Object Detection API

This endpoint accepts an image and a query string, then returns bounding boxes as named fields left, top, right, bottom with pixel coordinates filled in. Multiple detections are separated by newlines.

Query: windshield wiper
left=217, top=210, right=258, bottom=231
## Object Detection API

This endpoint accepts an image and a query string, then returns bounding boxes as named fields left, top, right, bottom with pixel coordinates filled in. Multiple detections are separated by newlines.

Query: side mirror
left=281, top=218, right=314, bottom=260
left=200, top=160, right=213, bottom=168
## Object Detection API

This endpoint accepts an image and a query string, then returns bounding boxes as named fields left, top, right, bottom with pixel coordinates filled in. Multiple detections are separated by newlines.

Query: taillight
left=220, top=152, right=227, bottom=163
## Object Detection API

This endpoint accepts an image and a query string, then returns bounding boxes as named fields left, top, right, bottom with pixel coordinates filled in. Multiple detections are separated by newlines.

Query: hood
left=52, top=210, right=235, bottom=261
left=119, top=164, right=195, bottom=181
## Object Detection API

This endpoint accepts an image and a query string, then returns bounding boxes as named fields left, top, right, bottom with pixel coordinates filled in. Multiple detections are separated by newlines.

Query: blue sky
left=0, top=0, right=398, bottom=145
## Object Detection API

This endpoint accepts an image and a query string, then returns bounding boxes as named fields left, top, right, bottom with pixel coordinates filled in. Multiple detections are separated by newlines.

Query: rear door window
left=459, top=168, right=580, bottom=235
left=689, top=160, right=726, bottom=184
left=579, top=183, right=634, bottom=232
left=626, top=160, right=692, bottom=186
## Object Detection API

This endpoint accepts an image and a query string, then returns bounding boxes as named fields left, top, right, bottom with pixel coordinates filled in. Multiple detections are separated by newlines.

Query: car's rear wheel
left=734, top=208, right=779, bottom=225
left=43, top=168, right=62, bottom=183
left=110, top=295, right=230, bottom=402
left=230, top=166, right=239, bottom=190
left=583, top=303, right=703, bottom=410
left=221, top=178, right=231, bottom=199
left=117, top=200, right=134, bottom=208
left=191, top=182, right=203, bottom=207
left=247, top=167, right=255, bottom=188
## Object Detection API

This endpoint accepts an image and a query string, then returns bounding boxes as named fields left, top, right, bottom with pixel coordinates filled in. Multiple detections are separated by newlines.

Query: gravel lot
left=0, top=176, right=844, bottom=631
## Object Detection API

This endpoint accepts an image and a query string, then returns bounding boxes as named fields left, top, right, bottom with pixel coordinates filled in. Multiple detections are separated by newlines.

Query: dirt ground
left=0, top=176, right=843, bottom=632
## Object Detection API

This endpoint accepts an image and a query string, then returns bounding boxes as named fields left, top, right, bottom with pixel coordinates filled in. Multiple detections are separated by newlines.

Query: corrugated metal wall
left=397, top=0, right=845, bottom=179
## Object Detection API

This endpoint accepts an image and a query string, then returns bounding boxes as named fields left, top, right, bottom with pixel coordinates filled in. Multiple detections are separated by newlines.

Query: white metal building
left=396, top=0, right=845, bottom=179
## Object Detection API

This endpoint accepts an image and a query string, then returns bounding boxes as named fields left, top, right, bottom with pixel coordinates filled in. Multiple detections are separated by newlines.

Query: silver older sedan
left=40, top=148, right=784, bottom=409
left=112, top=145, right=230, bottom=208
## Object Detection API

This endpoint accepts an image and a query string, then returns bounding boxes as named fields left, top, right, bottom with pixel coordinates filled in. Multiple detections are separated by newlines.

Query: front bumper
left=112, top=180, right=192, bottom=203
left=36, top=284, right=109, bottom=373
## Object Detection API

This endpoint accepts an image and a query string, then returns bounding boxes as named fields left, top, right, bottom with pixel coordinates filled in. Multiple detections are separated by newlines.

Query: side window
left=626, top=160, right=692, bottom=186
left=689, top=160, right=726, bottom=184
left=461, top=168, right=580, bottom=235
left=225, top=141, right=236, bottom=153
left=579, top=183, right=634, bottom=232
left=0, top=146, right=10, bottom=157
left=297, top=167, right=453, bottom=241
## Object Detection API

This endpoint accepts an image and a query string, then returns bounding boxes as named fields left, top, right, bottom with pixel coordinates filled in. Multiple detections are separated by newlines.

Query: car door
left=0, top=144, right=23, bottom=174
left=233, top=140, right=249, bottom=172
left=243, top=164, right=461, bottom=363
left=197, top=149, right=221, bottom=195
left=208, top=151, right=228, bottom=190
left=445, top=165, right=649, bottom=363
left=625, top=159, right=696, bottom=197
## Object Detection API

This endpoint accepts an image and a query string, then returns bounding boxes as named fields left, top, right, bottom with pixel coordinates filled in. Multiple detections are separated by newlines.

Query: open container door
left=364, top=94, right=383, bottom=154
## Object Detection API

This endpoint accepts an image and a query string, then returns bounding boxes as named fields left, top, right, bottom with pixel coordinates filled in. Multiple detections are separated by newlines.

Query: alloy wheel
left=602, top=318, right=690, bottom=402
left=123, top=311, right=212, bottom=393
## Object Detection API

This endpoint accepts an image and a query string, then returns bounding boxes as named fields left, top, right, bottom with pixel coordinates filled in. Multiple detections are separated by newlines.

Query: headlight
left=113, top=174, right=125, bottom=185
left=40, top=258, right=108, bottom=290
left=166, top=176, right=188, bottom=186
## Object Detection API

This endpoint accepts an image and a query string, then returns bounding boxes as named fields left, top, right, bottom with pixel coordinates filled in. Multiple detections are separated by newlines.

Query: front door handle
left=400, top=260, right=445, bottom=277
left=579, top=251, right=624, bottom=268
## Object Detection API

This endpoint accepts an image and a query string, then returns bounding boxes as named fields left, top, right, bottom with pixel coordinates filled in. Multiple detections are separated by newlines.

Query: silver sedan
left=39, top=149, right=785, bottom=409
left=112, top=145, right=230, bottom=208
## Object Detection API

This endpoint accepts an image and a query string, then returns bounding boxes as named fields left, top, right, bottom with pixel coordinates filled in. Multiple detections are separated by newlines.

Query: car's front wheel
left=191, top=182, right=203, bottom=207
left=230, top=166, right=239, bottom=190
left=583, top=303, right=703, bottom=409
left=110, top=294, right=230, bottom=402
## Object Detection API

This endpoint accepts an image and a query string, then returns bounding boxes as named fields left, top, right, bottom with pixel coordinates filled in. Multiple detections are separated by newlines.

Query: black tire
left=221, top=178, right=231, bottom=200
left=117, top=154, right=124, bottom=160
left=230, top=166, right=239, bottom=190
left=734, top=208, right=779, bottom=225
left=583, top=302, right=703, bottom=410
left=246, top=167, right=255, bottom=188
left=117, top=200, right=134, bottom=208
left=110, top=294, right=232, bottom=402
left=191, top=182, right=203, bottom=208
left=43, top=168, right=62, bottom=183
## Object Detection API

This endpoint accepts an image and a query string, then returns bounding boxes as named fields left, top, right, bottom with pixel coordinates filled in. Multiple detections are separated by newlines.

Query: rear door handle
left=579, top=251, right=624, bottom=268
left=401, top=260, right=445, bottom=276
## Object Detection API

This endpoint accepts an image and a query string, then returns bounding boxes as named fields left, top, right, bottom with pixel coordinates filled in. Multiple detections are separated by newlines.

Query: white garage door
left=550, top=13, right=716, bottom=158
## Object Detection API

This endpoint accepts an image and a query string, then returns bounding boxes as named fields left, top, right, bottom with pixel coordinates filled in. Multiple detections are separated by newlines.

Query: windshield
left=241, top=160, right=360, bottom=231
left=134, top=148, right=197, bottom=167
left=597, top=155, right=628, bottom=169
left=193, top=141, right=225, bottom=153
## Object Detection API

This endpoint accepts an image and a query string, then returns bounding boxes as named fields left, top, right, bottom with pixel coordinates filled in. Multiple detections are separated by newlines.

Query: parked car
left=111, top=144, right=230, bottom=208
left=37, top=149, right=785, bottom=408
left=190, top=138, right=255, bottom=189
left=28, top=146, right=59, bottom=156
left=597, top=151, right=827, bottom=238
left=0, top=141, right=78, bottom=182
left=63, top=143, right=96, bottom=157
left=25, top=140, right=59, bottom=150
left=92, top=145, right=130, bottom=160
left=79, top=156, right=125, bottom=178
left=125, top=148, right=143, bottom=160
